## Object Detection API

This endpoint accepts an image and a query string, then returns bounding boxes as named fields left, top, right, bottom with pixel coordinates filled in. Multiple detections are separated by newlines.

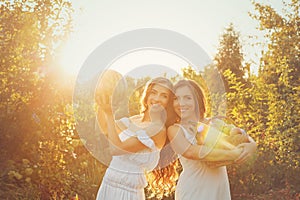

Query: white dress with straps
left=175, top=124, right=231, bottom=200
left=96, top=117, right=160, bottom=200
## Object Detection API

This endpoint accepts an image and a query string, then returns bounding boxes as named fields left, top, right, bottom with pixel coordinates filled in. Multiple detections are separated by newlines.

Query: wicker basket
left=194, top=116, right=249, bottom=168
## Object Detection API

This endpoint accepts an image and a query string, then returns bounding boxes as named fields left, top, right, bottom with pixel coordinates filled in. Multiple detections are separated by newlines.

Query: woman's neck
left=180, top=116, right=198, bottom=125
left=142, top=110, right=161, bottom=123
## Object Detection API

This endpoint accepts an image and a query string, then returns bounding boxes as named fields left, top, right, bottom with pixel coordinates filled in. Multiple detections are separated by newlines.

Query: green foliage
left=182, top=66, right=213, bottom=117
left=249, top=1, right=299, bottom=193
left=180, top=61, right=299, bottom=198
left=221, top=1, right=300, bottom=197
left=126, top=76, right=151, bottom=116
left=224, top=68, right=300, bottom=197
left=251, top=0, right=300, bottom=86
left=1, top=0, right=299, bottom=199
left=0, top=0, right=103, bottom=199
left=214, top=23, right=248, bottom=92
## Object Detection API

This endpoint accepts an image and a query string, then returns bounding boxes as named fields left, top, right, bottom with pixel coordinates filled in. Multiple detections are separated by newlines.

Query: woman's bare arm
left=234, top=135, right=257, bottom=163
left=167, top=125, right=242, bottom=161
left=104, top=111, right=166, bottom=155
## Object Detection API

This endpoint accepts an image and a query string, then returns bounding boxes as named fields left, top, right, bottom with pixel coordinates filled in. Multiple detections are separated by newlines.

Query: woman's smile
left=174, top=85, right=197, bottom=121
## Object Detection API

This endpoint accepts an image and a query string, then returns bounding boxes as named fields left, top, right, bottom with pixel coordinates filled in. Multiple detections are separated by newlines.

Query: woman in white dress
left=96, top=77, right=176, bottom=200
left=167, top=80, right=257, bottom=200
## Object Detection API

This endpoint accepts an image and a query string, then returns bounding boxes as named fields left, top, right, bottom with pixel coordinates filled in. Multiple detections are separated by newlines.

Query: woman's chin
left=178, top=114, right=193, bottom=123
left=150, top=105, right=164, bottom=112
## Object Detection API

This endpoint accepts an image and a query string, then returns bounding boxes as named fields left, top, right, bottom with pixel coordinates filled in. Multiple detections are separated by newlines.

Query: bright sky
left=60, top=0, right=285, bottom=77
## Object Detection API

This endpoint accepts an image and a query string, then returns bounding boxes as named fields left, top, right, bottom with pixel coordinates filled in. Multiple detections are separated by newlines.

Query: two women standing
left=96, top=74, right=256, bottom=200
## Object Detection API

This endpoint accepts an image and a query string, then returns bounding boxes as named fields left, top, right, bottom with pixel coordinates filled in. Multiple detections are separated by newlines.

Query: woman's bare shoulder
left=129, top=115, right=142, bottom=120
left=168, top=124, right=181, bottom=130
left=167, top=124, right=182, bottom=135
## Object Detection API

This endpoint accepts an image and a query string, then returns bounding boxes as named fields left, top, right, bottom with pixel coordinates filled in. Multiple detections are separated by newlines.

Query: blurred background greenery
left=0, top=0, right=299, bottom=199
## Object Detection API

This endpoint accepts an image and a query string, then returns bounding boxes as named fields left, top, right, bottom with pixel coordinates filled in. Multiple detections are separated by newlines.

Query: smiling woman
left=95, top=77, right=176, bottom=200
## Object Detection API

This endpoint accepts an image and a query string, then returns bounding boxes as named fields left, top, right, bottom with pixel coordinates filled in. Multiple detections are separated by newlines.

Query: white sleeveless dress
left=96, top=117, right=160, bottom=200
left=175, top=124, right=231, bottom=200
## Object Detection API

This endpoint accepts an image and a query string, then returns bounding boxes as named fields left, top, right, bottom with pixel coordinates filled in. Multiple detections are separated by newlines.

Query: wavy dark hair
left=146, top=142, right=179, bottom=199
left=140, top=77, right=180, bottom=199
left=147, top=79, right=208, bottom=199
left=140, top=77, right=177, bottom=127
left=174, top=79, right=207, bottom=121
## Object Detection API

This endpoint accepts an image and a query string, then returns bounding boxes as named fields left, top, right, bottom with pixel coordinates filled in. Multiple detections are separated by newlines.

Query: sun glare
left=59, top=34, right=89, bottom=76
left=59, top=33, right=190, bottom=79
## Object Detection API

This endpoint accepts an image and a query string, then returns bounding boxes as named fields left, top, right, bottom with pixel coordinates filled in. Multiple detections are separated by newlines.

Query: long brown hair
left=146, top=145, right=179, bottom=199
left=141, top=77, right=179, bottom=199
left=140, top=77, right=177, bottom=127
left=147, top=79, right=208, bottom=199
left=174, top=79, right=207, bottom=121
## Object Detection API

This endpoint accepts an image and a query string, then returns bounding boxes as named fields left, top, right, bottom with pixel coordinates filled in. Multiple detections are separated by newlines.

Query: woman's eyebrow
left=184, top=94, right=193, bottom=97
left=153, top=88, right=169, bottom=95
left=175, top=94, right=192, bottom=97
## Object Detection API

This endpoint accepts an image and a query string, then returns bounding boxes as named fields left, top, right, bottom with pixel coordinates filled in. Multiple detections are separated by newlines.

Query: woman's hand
left=234, top=140, right=257, bottom=164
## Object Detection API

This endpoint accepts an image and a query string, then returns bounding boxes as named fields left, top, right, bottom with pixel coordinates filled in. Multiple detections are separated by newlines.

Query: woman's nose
left=152, top=94, right=159, bottom=101
left=178, top=98, right=185, bottom=105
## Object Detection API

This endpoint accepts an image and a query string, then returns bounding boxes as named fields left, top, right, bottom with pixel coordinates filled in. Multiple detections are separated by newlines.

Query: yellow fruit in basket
left=199, top=117, right=251, bottom=168
left=211, top=118, right=226, bottom=130
left=222, top=124, right=235, bottom=135
left=210, top=118, right=235, bottom=135
left=230, top=127, right=243, bottom=135
left=95, top=69, right=127, bottom=107
left=196, top=123, right=209, bottom=145
left=196, top=117, right=250, bottom=151
left=228, top=127, right=249, bottom=146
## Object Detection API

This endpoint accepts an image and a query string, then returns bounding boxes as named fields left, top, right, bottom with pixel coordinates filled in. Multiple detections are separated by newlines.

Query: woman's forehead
left=152, top=84, right=171, bottom=93
left=175, top=85, right=192, bottom=95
